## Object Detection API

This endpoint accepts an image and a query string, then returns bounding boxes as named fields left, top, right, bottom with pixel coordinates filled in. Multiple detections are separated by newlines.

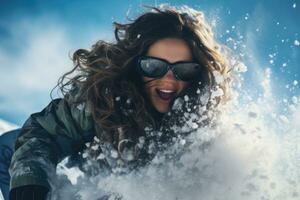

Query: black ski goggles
left=137, top=56, right=203, bottom=82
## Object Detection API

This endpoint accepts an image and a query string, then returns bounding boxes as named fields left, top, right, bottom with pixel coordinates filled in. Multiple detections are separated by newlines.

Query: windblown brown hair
left=55, top=5, right=231, bottom=145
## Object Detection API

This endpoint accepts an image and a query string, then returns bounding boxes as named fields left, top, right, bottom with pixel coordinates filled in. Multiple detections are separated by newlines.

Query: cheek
left=142, top=77, right=155, bottom=94
left=179, top=81, right=189, bottom=91
left=142, top=76, right=152, bottom=83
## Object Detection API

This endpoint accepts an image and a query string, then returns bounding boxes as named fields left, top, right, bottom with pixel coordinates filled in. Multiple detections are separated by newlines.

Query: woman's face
left=142, top=38, right=192, bottom=113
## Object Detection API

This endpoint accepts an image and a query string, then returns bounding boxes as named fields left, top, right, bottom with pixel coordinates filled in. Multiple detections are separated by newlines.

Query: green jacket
left=9, top=88, right=190, bottom=191
left=9, top=96, right=95, bottom=190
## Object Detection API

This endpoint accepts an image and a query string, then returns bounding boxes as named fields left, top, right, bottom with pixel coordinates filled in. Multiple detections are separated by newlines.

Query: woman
left=7, top=5, right=230, bottom=200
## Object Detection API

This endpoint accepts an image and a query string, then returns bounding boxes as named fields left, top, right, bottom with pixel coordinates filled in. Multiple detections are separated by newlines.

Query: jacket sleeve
left=9, top=96, right=95, bottom=191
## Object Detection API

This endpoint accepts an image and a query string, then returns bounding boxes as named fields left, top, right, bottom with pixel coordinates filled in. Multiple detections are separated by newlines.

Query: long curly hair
left=56, top=5, right=231, bottom=150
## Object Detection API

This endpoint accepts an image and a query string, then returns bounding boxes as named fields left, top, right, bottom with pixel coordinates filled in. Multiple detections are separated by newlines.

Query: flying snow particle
left=235, top=62, right=248, bottom=72
left=139, top=136, right=145, bottom=144
left=293, top=3, right=296, bottom=8
left=191, top=122, right=199, bottom=129
left=111, top=150, right=119, bottom=158
left=211, top=88, right=224, bottom=99
left=279, top=115, right=289, bottom=124
left=282, top=63, right=287, bottom=67
left=82, top=152, right=88, bottom=158
left=76, top=103, right=85, bottom=111
left=294, top=40, right=300, bottom=46
left=91, top=144, right=99, bottom=151
left=211, top=19, right=217, bottom=27
left=213, top=71, right=224, bottom=84
left=269, top=60, right=274, bottom=64
left=97, top=153, right=106, bottom=160
left=94, top=136, right=100, bottom=142
left=180, top=139, right=186, bottom=145
left=226, top=37, right=233, bottom=42
left=293, top=80, right=298, bottom=86
left=292, top=96, right=298, bottom=104
left=184, top=95, right=189, bottom=102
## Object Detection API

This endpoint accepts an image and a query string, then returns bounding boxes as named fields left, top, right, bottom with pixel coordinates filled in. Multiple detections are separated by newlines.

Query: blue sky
left=0, top=0, right=299, bottom=126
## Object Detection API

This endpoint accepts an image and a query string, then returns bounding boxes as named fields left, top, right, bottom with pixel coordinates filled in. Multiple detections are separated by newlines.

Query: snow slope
left=0, top=119, right=18, bottom=200
left=0, top=119, right=18, bottom=136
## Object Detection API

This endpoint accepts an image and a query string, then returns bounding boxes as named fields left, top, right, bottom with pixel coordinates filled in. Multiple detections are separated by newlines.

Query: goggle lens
left=173, top=63, right=202, bottom=81
left=139, top=58, right=168, bottom=78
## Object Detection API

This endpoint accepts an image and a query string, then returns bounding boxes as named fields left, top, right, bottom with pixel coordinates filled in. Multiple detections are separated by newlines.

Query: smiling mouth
left=156, top=89, right=176, bottom=101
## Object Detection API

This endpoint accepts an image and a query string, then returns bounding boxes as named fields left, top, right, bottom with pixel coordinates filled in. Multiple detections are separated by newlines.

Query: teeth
left=159, top=89, right=174, bottom=93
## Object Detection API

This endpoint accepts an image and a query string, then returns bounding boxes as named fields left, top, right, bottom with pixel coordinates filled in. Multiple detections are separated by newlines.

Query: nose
left=161, top=69, right=177, bottom=81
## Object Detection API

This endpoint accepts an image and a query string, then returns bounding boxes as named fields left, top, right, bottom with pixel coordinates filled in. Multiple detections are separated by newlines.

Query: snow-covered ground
left=0, top=119, right=18, bottom=200
left=0, top=119, right=18, bottom=136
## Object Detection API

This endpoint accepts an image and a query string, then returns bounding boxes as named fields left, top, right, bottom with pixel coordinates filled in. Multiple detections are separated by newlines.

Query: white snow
left=52, top=68, right=300, bottom=200
left=293, top=3, right=296, bottom=8
left=213, top=71, right=224, bottom=84
left=111, top=149, right=119, bottom=158
left=184, top=95, right=189, bottom=102
left=293, top=80, right=298, bottom=86
left=294, top=39, right=300, bottom=46
left=57, top=159, right=84, bottom=185
left=211, top=87, right=224, bottom=99
left=279, top=115, right=289, bottom=124
left=0, top=118, right=18, bottom=135
left=76, top=103, right=85, bottom=111
left=126, top=99, right=131, bottom=104
left=292, top=96, right=298, bottom=104
left=235, top=62, right=248, bottom=72
left=91, top=144, right=99, bottom=151
left=97, top=153, right=106, bottom=160
left=82, top=152, right=88, bottom=158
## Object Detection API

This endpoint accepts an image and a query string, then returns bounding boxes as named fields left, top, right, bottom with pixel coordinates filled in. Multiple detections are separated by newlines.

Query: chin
left=155, top=105, right=170, bottom=113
